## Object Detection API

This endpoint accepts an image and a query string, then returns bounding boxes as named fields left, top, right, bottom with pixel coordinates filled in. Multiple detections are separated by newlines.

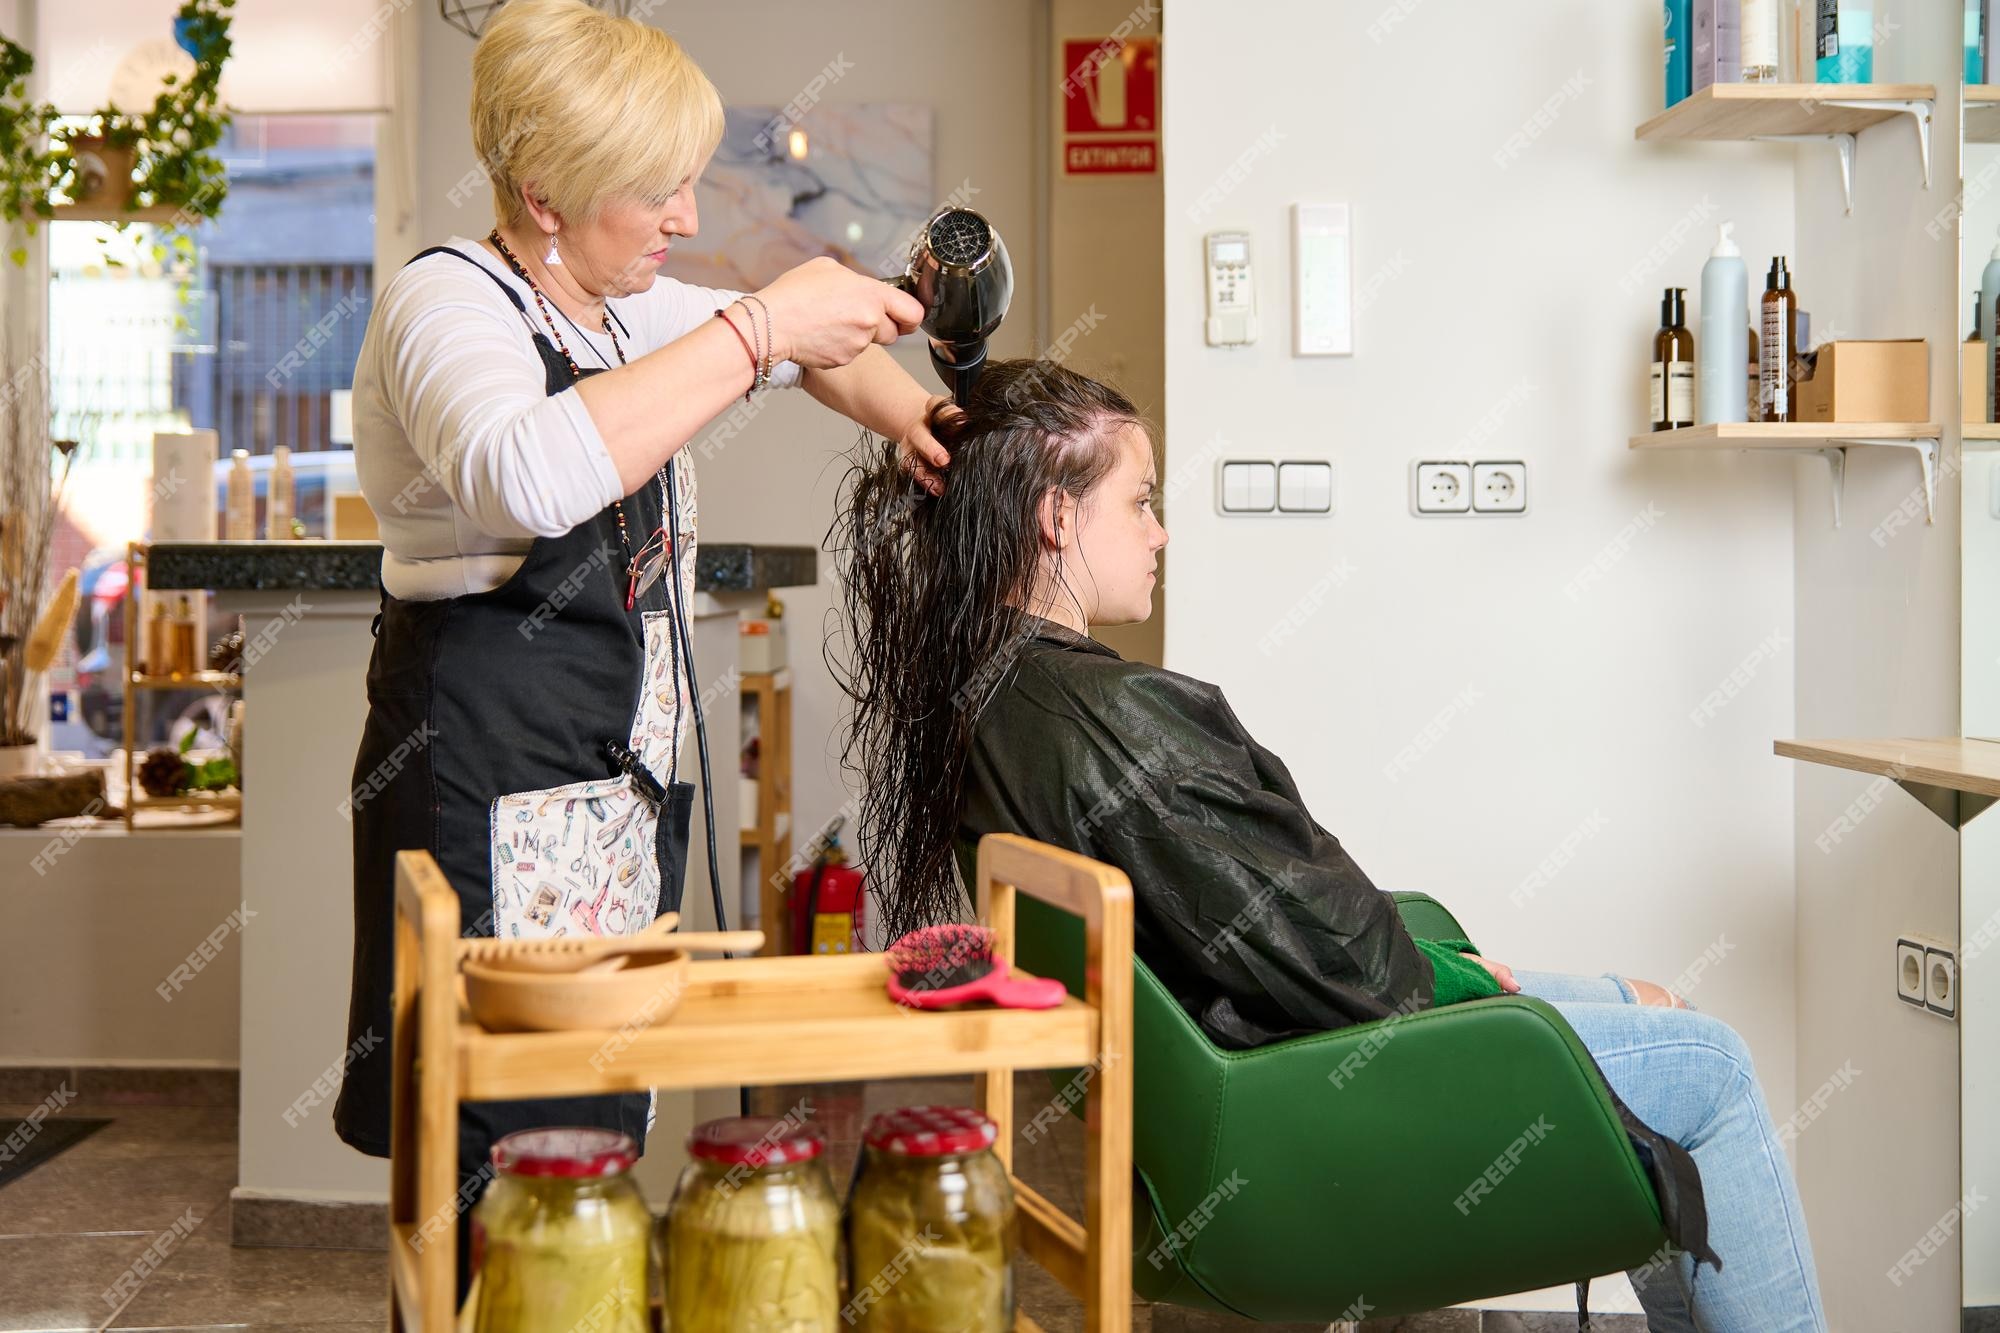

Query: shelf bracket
left=1813, top=448, right=1846, bottom=529
left=1814, top=436, right=1938, bottom=529
left=1897, top=781, right=1997, bottom=830
left=1752, top=132, right=1857, bottom=213
left=1749, top=97, right=1934, bottom=215
left=1818, top=97, right=1932, bottom=192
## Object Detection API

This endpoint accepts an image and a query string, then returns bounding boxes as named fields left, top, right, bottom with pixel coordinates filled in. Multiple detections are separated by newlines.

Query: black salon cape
left=956, top=616, right=1719, bottom=1273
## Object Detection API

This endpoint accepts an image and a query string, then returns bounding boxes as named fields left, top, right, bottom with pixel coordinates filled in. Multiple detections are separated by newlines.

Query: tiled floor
left=0, top=1069, right=1634, bottom=1332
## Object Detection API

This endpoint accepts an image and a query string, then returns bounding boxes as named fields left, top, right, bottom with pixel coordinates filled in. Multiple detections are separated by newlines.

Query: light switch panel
left=1277, top=461, right=1334, bottom=513
left=1219, top=461, right=1278, bottom=513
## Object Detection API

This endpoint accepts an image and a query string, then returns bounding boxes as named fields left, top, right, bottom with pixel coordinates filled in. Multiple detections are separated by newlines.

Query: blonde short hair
left=471, top=0, right=724, bottom=226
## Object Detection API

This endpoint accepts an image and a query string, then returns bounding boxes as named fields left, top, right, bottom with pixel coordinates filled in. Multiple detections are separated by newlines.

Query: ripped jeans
left=1509, top=970, right=1828, bottom=1333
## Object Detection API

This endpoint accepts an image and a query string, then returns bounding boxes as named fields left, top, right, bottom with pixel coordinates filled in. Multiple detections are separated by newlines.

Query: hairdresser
left=329, top=0, right=948, bottom=1298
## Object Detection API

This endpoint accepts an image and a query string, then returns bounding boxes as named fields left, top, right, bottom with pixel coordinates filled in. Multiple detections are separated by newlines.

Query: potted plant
left=0, top=0, right=234, bottom=263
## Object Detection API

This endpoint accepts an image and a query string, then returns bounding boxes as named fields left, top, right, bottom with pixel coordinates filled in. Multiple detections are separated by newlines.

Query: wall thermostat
left=1204, top=230, right=1257, bottom=347
left=1292, top=202, right=1352, bottom=356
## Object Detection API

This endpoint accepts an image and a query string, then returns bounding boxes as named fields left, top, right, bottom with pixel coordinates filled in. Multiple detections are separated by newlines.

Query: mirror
left=1961, top=34, right=2000, bottom=1324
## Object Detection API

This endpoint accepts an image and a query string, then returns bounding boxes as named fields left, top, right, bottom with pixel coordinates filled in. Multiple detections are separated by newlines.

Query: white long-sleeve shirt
left=351, top=236, right=800, bottom=600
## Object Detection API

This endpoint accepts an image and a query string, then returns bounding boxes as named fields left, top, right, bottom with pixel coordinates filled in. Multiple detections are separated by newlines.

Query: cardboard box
left=332, top=491, right=380, bottom=541
left=1966, top=341, right=1991, bottom=426
left=1691, top=0, right=1741, bottom=92
left=1795, top=339, right=1928, bottom=424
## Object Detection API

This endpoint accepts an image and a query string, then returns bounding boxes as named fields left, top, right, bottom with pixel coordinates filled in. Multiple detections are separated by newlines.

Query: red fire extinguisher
left=792, top=817, right=865, bottom=955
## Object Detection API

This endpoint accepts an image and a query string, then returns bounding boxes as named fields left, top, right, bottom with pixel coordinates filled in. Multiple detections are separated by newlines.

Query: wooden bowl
left=462, top=947, right=691, bottom=1033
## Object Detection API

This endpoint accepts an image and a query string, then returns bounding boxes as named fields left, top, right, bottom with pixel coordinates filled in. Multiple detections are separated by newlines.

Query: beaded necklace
left=488, top=229, right=671, bottom=604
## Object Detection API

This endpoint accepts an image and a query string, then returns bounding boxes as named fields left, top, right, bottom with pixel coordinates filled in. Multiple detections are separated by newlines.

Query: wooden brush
left=458, top=910, right=763, bottom=969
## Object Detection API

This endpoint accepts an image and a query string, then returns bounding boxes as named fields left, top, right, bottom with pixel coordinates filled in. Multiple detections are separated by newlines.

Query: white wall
left=1788, top=6, right=1966, bottom=1327
left=1163, top=0, right=1801, bottom=1314
left=397, top=0, right=1044, bottom=900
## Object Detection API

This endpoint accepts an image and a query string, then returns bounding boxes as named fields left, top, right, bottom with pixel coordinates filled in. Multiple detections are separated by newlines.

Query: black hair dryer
left=891, top=206, right=1013, bottom=408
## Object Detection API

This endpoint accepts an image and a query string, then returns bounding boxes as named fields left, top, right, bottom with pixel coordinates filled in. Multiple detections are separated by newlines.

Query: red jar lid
left=864, top=1105, right=998, bottom=1157
left=491, top=1127, right=637, bottom=1178
left=687, top=1116, right=825, bottom=1168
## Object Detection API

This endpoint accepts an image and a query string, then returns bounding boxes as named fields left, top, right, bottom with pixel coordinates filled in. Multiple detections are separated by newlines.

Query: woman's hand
left=754, top=257, right=924, bottom=370
left=1462, top=953, right=1521, bottom=994
left=898, top=395, right=958, bottom=497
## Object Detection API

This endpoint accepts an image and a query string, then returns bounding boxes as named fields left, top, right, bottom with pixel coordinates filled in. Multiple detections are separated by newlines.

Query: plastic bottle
left=1741, top=0, right=1779, bottom=80
left=267, top=445, right=294, bottom=540
left=1652, top=288, right=1696, bottom=432
left=1698, top=223, right=1748, bottom=424
left=225, top=449, right=256, bottom=540
left=1980, top=238, right=2000, bottom=422
left=1760, top=257, right=1800, bottom=422
left=1746, top=323, right=1760, bottom=421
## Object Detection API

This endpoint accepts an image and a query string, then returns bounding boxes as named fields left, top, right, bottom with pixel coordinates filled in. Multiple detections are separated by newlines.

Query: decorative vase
left=0, top=741, right=40, bottom=778
left=60, top=136, right=137, bottom=213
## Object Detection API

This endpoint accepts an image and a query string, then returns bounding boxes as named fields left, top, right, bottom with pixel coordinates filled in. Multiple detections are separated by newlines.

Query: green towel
left=1414, top=936, right=1504, bottom=1006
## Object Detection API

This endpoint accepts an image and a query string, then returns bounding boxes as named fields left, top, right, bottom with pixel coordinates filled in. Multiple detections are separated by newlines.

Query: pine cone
left=209, top=628, right=245, bottom=674
left=138, top=746, right=187, bottom=798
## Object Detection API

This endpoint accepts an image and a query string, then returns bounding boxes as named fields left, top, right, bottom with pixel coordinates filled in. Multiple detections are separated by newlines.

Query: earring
left=544, top=230, right=561, bottom=267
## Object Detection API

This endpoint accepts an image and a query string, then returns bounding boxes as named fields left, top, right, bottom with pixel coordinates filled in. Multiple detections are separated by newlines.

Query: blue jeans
left=1508, top=970, right=1828, bottom=1333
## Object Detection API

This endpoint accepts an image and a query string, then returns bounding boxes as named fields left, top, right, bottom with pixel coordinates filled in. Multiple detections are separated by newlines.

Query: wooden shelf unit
left=386, top=834, right=1135, bottom=1333
left=1775, top=737, right=2000, bottom=827
left=1629, top=423, right=1942, bottom=527
left=121, top=543, right=241, bottom=830
left=740, top=668, right=793, bottom=955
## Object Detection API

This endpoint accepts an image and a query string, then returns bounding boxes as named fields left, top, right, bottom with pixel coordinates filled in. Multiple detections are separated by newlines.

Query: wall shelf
left=128, top=670, right=241, bottom=690
left=48, top=202, right=185, bottom=226
left=1629, top=422, right=1941, bottom=527
left=1635, top=83, right=1936, bottom=214
left=1775, top=737, right=2000, bottom=827
left=1967, top=86, right=2000, bottom=144
left=1965, top=423, right=2000, bottom=444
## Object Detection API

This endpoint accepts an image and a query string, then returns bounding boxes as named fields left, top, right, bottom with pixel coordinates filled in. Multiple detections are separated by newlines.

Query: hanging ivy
left=0, top=0, right=235, bottom=262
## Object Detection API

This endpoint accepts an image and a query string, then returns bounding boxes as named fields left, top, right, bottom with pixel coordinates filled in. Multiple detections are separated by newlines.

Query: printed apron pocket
left=489, top=773, right=660, bottom=940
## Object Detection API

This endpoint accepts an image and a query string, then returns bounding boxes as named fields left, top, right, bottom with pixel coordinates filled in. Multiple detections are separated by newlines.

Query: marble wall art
left=659, top=102, right=936, bottom=292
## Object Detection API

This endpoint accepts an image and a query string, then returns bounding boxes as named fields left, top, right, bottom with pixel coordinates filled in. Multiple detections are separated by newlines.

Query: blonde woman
left=331, top=0, right=947, bottom=1297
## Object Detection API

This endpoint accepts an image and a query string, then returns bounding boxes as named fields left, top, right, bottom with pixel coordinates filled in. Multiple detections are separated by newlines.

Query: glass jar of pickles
left=661, top=1116, right=841, bottom=1332
left=471, top=1127, right=652, bottom=1333
left=844, top=1106, right=1016, bottom=1332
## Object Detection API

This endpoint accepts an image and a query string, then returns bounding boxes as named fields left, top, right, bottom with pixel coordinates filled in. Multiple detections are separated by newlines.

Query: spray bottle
left=1698, top=222, right=1749, bottom=424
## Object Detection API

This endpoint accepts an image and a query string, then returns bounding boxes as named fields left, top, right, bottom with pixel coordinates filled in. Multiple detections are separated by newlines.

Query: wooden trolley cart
left=386, top=833, right=1135, bottom=1332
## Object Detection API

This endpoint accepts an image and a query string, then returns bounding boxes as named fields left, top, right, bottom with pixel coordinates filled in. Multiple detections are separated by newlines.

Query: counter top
left=145, top=541, right=819, bottom=594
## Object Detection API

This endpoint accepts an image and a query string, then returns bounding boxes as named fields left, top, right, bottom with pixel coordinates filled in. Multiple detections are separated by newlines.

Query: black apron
left=333, top=246, right=697, bottom=1297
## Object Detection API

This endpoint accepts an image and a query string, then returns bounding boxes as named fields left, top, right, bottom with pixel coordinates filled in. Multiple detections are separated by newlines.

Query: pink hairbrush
left=885, top=924, right=1069, bottom=1010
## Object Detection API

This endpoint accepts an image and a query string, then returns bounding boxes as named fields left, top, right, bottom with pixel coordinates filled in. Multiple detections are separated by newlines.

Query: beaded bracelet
left=738, top=293, right=775, bottom=390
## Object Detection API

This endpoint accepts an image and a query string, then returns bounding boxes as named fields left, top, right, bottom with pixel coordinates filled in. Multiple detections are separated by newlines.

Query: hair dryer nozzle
left=892, top=206, right=1013, bottom=407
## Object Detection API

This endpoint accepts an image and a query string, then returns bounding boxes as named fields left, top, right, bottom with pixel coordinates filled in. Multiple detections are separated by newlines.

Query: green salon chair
left=964, top=839, right=1673, bottom=1322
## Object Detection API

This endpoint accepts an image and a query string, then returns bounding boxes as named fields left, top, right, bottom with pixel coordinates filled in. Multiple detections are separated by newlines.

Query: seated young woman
left=831, top=359, right=1826, bottom=1333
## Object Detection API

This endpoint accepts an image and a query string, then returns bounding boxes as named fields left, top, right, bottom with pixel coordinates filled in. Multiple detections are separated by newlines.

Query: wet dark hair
left=827, top=359, right=1144, bottom=941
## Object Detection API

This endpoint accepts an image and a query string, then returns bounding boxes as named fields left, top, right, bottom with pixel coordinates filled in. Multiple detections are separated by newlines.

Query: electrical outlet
left=1896, top=938, right=1926, bottom=1007
left=1925, top=946, right=1958, bottom=1019
left=1412, top=462, right=1472, bottom=515
left=1471, top=461, right=1528, bottom=514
